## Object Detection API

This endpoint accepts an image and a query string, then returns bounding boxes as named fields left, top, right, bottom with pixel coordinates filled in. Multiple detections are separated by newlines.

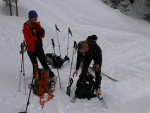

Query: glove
left=41, top=28, right=45, bottom=34
left=34, top=28, right=44, bottom=40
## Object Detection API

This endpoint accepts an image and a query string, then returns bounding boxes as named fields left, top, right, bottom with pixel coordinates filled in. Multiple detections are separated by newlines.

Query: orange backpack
left=34, top=68, right=50, bottom=96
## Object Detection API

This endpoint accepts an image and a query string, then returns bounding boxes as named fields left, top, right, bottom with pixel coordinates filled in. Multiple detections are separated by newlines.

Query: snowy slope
left=0, top=0, right=150, bottom=113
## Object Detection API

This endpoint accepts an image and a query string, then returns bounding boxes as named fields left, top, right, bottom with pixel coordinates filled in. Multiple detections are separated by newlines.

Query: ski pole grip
left=73, top=41, right=77, bottom=48
left=20, top=42, right=23, bottom=49
left=68, top=27, right=72, bottom=36
left=73, top=41, right=77, bottom=49
left=51, top=38, right=55, bottom=47
left=23, top=40, right=27, bottom=52
left=55, top=24, right=60, bottom=32
left=20, top=42, right=23, bottom=54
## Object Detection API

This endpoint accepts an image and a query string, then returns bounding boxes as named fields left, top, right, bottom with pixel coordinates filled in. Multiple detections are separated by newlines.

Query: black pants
left=81, top=58, right=102, bottom=87
left=95, top=70, right=101, bottom=87
left=27, top=45, right=54, bottom=78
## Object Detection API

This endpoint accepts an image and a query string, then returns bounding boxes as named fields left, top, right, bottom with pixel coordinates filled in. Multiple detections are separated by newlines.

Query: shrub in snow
left=143, top=13, right=150, bottom=22
left=142, top=0, right=150, bottom=22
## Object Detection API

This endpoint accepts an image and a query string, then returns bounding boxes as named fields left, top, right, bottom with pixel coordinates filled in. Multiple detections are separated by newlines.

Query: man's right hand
left=72, top=70, right=78, bottom=77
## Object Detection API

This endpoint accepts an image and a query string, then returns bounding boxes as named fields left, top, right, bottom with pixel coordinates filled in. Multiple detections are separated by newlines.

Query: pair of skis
left=70, top=95, right=108, bottom=108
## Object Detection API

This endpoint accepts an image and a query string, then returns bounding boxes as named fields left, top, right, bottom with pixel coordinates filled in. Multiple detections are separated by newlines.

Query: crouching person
left=73, top=38, right=102, bottom=97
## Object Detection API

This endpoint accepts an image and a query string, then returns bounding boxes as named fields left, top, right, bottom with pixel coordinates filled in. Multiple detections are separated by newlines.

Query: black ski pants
left=27, top=45, right=54, bottom=78
left=81, top=58, right=102, bottom=87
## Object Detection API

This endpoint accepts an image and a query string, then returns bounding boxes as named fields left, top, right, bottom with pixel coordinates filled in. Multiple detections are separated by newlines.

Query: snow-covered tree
left=145, top=0, right=150, bottom=8
left=103, top=0, right=129, bottom=12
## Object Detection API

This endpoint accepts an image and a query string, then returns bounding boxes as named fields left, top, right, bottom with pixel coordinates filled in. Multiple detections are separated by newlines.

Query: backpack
left=75, top=74, right=97, bottom=100
left=34, top=68, right=50, bottom=96
left=46, top=53, right=63, bottom=68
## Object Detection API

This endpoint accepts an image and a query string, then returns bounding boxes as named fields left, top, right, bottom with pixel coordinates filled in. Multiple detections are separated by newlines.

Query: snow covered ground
left=0, top=0, right=150, bottom=113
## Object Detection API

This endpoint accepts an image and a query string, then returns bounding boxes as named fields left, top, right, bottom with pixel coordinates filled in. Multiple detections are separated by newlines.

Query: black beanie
left=91, top=35, right=98, bottom=40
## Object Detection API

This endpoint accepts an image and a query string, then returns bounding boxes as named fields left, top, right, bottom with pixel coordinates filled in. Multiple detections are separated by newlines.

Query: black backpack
left=75, top=74, right=97, bottom=100
left=46, top=53, right=64, bottom=68
left=46, top=53, right=69, bottom=68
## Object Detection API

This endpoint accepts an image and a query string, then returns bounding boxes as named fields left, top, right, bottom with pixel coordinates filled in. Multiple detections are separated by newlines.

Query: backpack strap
left=23, top=22, right=40, bottom=36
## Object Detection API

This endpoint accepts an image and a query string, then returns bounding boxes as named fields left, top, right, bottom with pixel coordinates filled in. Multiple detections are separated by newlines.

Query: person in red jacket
left=22, top=10, right=56, bottom=90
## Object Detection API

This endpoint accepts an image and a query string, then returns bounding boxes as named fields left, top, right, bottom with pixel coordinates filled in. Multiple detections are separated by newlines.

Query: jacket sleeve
left=76, top=51, right=82, bottom=70
left=22, top=26, right=37, bottom=46
left=41, top=32, right=45, bottom=39
left=80, top=56, right=92, bottom=76
left=95, top=45, right=102, bottom=66
left=41, top=27, right=45, bottom=39
left=37, top=23, right=45, bottom=39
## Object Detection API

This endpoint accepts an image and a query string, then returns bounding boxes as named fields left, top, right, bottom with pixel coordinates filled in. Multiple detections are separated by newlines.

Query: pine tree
left=143, top=13, right=150, bottom=22
left=103, top=0, right=129, bottom=12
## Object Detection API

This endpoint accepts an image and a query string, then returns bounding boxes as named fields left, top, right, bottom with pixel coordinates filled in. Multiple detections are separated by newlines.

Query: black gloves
left=35, top=32, right=41, bottom=40
left=41, top=28, right=45, bottom=34
left=35, top=28, right=45, bottom=40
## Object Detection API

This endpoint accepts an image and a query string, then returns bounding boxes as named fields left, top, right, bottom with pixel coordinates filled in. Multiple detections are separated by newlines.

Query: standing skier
left=22, top=10, right=56, bottom=88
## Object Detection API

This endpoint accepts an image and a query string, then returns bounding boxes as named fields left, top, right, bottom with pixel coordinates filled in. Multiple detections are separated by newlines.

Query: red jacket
left=22, top=22, right=45, bottom=52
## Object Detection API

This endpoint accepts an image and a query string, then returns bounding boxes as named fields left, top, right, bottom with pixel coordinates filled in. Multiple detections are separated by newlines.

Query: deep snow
left=0, top=0, right=150, bottom=113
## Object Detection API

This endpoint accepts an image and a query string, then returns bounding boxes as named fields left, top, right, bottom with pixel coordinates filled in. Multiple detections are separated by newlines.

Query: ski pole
left=19, top=73, right=34, bottom=113
left=19, top=41, right=27, bottom=95
left=19, top=42, right=23, bottom=92
left=101, top=73, right=118, bottom=82
left=51, top=38, right=61, bottom=89
left=66, top=41, right=77, bottom=96
left=55, top=24, right=61, bottom=57
left=88, top=71, right=118, bottom=82
left=66, top=27, right=72, bottom=57
left=89, top=66, right=118, bottom=82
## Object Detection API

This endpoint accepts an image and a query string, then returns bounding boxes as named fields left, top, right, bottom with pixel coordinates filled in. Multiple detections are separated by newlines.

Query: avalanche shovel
left=66, top=78, right=73, bottom=96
